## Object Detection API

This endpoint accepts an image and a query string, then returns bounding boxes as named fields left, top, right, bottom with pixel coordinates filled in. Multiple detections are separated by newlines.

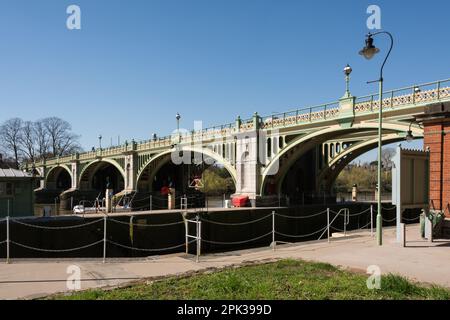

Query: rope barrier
left=0, top=240, right=6, bottom=245
left=381, top=204, right=396, bottom=210
left=107, top=239, right=195, bottom=252
left=10, top=218, right=104, bottom=230
left=275, top=209, right=327, bottom=219
left=275, top=225, right=328, bottom=238
left=108, top=218, right=185, bottom=228
left=382, top=216, right=396, bottom=222
left=347, top=207, right=371, bottom=217
left=402, top=216, right=420, bottom=221
left=201, top=231, right=272, bottom=245
left=330, top=226, right=346, bottom=232
left=10, top=239, right=104, bottom=253
left=201, top=214, right=272, bottom=226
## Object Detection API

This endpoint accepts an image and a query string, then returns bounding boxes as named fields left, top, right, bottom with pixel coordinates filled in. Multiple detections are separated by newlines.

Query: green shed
left=0, top=168, right=35, bottom=217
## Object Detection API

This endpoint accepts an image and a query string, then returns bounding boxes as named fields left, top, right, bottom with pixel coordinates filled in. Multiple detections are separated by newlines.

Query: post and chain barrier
left=1, top=204, right=402, bottom=263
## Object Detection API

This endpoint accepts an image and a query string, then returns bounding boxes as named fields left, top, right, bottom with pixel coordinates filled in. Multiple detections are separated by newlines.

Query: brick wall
left=424, top=120, right=450, bottom=216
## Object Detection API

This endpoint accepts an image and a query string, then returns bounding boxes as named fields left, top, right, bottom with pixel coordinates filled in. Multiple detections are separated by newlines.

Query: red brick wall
left=424, top=121, right=450, bottom=216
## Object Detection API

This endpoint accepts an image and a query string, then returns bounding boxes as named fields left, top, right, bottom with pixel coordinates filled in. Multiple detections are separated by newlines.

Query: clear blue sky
left=1, top=0, right=449, bottom=161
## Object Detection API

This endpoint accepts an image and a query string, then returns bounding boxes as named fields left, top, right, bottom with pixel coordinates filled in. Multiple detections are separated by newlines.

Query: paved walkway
left=0, top=224, right=449, bottom=299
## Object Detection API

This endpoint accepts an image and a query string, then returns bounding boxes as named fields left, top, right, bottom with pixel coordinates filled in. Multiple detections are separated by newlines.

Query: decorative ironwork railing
left=32, top=78, right=450, bottom=167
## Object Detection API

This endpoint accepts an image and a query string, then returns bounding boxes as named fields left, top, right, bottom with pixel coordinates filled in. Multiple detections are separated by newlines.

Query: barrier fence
left=1, top=203, right=421, bottom=264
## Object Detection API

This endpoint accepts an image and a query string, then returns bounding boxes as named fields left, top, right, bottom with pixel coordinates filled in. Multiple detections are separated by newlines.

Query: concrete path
left=0, top=224, right=449, bottom=299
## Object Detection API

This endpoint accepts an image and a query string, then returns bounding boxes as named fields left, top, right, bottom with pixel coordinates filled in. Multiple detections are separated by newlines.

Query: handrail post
left=272, top=211, right=276, bottom=251
left=437, top=81, right=441, bottom=100
left=6, top=216, right=10, bottom=264
left=327, top=208, right=330, bottom=243
left=103, top=215, right=107, bottom=263
left=370, top=205, right=374, bottom=237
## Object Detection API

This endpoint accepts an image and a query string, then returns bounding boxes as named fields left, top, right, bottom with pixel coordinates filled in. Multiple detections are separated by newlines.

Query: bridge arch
left=318, top=133, right=423, bottom=191
left=260, top=121, right=423, bottom=195
left=136, top=146, right=237, bottom=193
left=45, top=165, right=72, bottom=191
left=78, top=159, right=126, bottom=193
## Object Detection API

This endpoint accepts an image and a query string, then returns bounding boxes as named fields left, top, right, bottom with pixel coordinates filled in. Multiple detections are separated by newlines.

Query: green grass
left=49, top=259, right=450, bottom=300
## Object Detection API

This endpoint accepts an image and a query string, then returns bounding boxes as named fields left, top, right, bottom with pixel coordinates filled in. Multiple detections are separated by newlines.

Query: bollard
left=149, top=195, right=152, bottom=211
left=103, top=215, right=107, bottom=263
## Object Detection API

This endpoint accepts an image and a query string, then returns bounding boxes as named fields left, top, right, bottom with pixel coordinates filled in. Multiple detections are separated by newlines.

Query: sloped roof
left=0, top=168, right=33, bottom=178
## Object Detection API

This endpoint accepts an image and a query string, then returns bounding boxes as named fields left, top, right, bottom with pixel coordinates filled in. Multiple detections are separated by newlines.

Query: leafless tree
left=381, top=147, right=396, bottom=169
left=0, top=118, right=23, bottom=168
left=20, top=121, right=37, bottom=163
left=42, top=117, right=81, bottom=157
left=33, top=119, right=50, bottom=160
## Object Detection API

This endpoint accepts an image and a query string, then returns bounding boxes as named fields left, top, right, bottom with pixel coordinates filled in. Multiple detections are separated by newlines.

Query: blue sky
left=0, top=0, right=449, bottom=161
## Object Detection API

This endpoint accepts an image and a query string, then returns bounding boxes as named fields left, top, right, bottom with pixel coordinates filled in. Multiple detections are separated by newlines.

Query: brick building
left=420, top=101, right=450, bottom=217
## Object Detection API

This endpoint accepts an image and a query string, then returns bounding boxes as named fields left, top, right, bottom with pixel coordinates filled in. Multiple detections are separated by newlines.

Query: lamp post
left=98, top=134, right=102, bottom=150
left=344, top=64, right=352, bottom=95
left=176, top=112, right=181, bottom=143
left=359, top=31, right=394, bottom=246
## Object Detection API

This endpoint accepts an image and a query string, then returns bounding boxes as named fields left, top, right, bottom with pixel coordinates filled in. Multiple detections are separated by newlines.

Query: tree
left=33, top=119, right=50, bottom=160
left=20, top=121, right=37, bottom=163
left=42, top=117, right=81, bottom=157
left=381, top=147, right=396, bottom=169
left=0, top=118, right=23, bottom=168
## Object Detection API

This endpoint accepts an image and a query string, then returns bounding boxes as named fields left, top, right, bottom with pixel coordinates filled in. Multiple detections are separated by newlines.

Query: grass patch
left=49, top=259, right=450, bottom=300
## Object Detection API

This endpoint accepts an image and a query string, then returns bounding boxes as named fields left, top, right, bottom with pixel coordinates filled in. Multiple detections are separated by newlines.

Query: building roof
left=0, top=168, right=33, bottom=178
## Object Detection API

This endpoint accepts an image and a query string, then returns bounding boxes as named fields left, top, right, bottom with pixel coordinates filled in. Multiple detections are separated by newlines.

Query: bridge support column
left=233, top=113, right=262, bottom=207
left=70, top=160, right=79, bottom=190
left=123, top=150, right=137, bottom=193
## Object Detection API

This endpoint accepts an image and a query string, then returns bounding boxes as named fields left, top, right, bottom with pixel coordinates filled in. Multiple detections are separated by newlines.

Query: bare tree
left=0, top=118, right=23, bottom=168
left=43, top=117, right=81, bottom=157
left=20, top=121, right=37, bottom=163
left=34, top=119, right=50, bottom=160
left=381, top=147, right=396, bottom=169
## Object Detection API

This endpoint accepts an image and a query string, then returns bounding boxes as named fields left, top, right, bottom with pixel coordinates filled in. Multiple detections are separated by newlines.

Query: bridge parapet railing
left=29, top=78, right=450, bottom=168
left=260, top=101, right=340, bottom=129
left=354, top=78, right=450, bottom=113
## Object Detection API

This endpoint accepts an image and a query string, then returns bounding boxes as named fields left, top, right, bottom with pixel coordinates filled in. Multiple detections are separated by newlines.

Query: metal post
left=54, top=197, right=57, bottom=216
left=6, top=216, right=10, bottom=264
left=370, top=205, right=374, bottom=237
left=437, top=81, right=441, bottom=100
left=195, top=215, right=200, bottom=263
left=7, top=199, right=10, bottom=216
left=223, top=194, right=225, bottom=208
left=103, top=215, right=107, bottom=263
left=377, top=79, right=383, bottom=246
left=327, top=208, right=330, bottom=243
left=272, top=211, right=276, bottom=251
left=344, top=209, right=348, bottom=236
left=150, top=195, right=152, bottom=211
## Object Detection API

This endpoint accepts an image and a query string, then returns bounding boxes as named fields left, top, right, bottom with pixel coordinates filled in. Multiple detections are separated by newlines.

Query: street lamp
left=344, top=64, right=352, bottom=95
left=406, top=121, right=415, bottom=142
left=359, top=31, right=394, bottom=246
left=176, top=112, right=181, bottom=143
left=98, top=134, right=102, bottom=150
